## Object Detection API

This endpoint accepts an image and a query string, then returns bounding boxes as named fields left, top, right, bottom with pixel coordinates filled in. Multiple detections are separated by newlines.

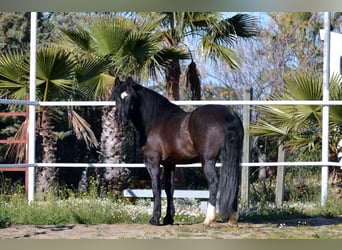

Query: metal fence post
left=276, top=143, right=285, bottom=207
left=28, top=12, right=37, bottom=203
left=321, top=12, right=331, bottom=206
left=241, top=88, right=252, bottom=209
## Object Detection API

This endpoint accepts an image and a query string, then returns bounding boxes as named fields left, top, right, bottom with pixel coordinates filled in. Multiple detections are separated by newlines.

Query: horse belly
left=161, top=136, right=199, bottom=164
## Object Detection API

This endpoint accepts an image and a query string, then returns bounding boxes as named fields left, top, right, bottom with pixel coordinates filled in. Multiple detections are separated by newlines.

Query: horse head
left=111, top=77, right=137, bottom=126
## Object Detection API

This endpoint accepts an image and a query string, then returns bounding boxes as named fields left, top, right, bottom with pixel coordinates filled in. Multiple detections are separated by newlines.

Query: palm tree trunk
left=35, top=107, right=59, bottom=198
left=165, top=59, right=181, bottom=100
left=99, top=106, right=131, bottom=191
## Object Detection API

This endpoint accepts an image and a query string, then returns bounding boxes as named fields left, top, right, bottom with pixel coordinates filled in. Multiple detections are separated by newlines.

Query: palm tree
left=141, top=12, right=259, bottom=100
left=0, top=46, right=100, bottom=197
left=250, top=71, right=342, bottom=183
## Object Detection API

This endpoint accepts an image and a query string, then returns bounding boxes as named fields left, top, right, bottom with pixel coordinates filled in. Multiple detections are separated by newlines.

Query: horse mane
left=130, top=82, right=184, bottom=145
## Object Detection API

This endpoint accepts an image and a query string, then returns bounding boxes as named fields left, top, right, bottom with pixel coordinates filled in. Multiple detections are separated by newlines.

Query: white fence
left=1, top=98, right=341, bottom=206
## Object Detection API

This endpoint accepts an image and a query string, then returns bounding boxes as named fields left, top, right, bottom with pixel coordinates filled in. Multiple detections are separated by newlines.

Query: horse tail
left=218, top=112, right=244, bottom=219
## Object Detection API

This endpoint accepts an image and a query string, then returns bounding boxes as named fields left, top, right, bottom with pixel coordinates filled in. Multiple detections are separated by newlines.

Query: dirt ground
left=1, top=216, right=342, bottom=239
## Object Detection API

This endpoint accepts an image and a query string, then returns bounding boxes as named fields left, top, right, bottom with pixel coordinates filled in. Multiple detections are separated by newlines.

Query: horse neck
left=132, top=87, right=183, bottom=135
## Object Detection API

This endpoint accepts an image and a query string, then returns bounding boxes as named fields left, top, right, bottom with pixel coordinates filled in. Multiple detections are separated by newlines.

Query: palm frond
left=76, top=55, right=113, bottom=83
left=285, top=71, right=322, bottom=100
left=201, top=38, right=240, bottom=68
left=329, top=73, right=342, bottom=128
left=224, top=14, right=259, bottom=38
left=58, top=26, right=95, bottom=52
left=5, top=122, right=27, bottom=163
left=186, top=61, right=201, bottom=100
left=79, top=73, right=114, bottom=99
left=68, top=108, right=99, bottom=149
left=249, top=120, right=288, bottom=137
left=91, top=17, right=133, bottom=56
left=0, top=49, right=29, bottom=100
left=36, top=45, right=77, bottom=101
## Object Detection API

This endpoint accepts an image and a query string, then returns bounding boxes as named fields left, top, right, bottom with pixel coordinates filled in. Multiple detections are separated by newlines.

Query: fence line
left=3, top=98, right=342, bottom=107
left=1, top=161, right=342, bottom=168
left=0, top=97, right=340, bottom=205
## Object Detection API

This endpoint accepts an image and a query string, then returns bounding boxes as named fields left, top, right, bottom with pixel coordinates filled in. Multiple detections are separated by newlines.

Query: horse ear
left=114, top=77, right=121, bottom=86
left=127, top=77, right=133, bottom=87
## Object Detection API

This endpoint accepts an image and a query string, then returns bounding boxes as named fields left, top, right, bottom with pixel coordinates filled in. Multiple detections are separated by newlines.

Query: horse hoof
left=227, top=221, right=238, bottom=227
left=227, top=212, right=239, bottom=227
left=149, top=218, right=160, bottom=226
left=202, top=219, right=214, bottom=227
left=163, top=217, right=174, bottom=225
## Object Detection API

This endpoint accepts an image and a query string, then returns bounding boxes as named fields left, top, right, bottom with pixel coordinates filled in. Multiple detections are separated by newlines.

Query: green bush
left=0, top=207, right=11, bottom=228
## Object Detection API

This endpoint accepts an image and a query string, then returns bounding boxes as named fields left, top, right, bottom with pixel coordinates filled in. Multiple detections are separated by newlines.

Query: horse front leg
left=146, top=161, right=161, bottom=225
left=163, top=164, right=175, bottom=225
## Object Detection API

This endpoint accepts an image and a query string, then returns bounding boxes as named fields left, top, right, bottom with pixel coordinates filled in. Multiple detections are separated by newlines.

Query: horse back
left=188, top=105, right=241, bottom=157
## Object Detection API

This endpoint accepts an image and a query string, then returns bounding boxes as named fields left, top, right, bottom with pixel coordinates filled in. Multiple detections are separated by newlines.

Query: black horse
left=111, top=77, right=244, bottom=226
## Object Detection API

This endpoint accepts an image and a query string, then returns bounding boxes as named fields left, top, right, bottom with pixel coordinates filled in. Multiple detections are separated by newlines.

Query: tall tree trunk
left=99, top=105, right=131, bottom=191
left=165, top=59, right=181, bottom=101
left=35, top=107, right=59, bottom=198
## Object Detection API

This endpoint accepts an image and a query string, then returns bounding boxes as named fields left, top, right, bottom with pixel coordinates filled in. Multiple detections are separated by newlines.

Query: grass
left=0, top=195, right=153, bottom=227
left=1, top=175, right=342, bottom=229
left=1, top=193, right=342, bottom=229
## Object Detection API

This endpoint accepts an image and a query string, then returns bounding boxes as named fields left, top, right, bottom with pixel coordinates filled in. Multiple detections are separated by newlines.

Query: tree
left=0, top=12, right=54, bottom=51
left=141, top=12, right=259, bottom=100
left=267, top=12, right=324, bottom=72
left=0, top=12, right=31, bottom=51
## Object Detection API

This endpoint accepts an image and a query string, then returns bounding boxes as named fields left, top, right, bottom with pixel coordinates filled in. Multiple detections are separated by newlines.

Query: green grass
left=1, top=177, right=342, bottom=228
left=1, top=192, right=342, bottom=229
left=0, top=196, right=150, bottom=227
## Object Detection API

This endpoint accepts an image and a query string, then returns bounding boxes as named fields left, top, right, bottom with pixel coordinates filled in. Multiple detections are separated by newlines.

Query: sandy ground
left=1, top=216, right=342, bottom=239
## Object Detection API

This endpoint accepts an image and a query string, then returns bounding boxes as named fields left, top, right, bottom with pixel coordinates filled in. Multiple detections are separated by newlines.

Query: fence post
left=276, top=143, right=286, bottom=207
left=321, top=12, right=331, bottom=206
left=28, top=12, right=37, bottom=203
left=241, top=88, right=252, bottom=209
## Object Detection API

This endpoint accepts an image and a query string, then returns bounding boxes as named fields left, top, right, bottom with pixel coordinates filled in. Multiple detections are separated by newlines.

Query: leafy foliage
left=57, top=14, right=189, bottom=82
left=250, top=71, right=342, bottom=161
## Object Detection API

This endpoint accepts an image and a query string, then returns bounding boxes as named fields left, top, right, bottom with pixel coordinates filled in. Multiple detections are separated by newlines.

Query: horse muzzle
left=118, top=113, right=129, bottom=127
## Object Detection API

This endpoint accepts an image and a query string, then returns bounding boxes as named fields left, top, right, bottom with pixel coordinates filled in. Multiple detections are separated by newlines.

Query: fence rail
left=1, top=161, right=342, bottom=168
left=3, top=98, right=342, bottom=107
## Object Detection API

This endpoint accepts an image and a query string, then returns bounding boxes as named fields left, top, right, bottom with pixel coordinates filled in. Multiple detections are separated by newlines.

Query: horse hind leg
left=227, top=187, right=239, bottom=227
left=202, top=159, right=218, bottom=226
